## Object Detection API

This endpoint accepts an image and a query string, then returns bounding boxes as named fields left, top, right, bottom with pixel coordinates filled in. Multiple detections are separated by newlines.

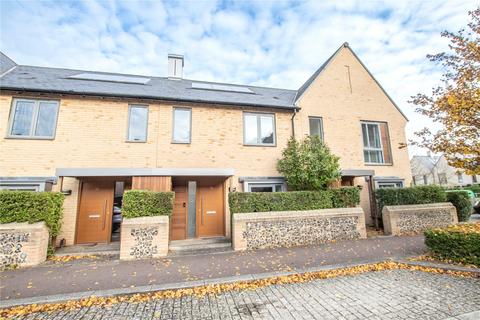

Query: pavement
left=7, top=269, right=480, bottom=319
left=1, top=235, right=426, bottom=301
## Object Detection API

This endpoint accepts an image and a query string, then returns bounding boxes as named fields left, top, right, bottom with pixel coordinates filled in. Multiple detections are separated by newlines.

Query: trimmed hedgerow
left=425, top=223, right=480, bottom=266
left=447, top=191, right=473, bottom=222
left=229, top=187, right=360, bottom=214
left=375, top=185, right=447, bottom=214
left=122, top=190, right=174, bottom=218
left=330, top=187, right=361, bottom=208
left=0, top=191, right=65, bottom=236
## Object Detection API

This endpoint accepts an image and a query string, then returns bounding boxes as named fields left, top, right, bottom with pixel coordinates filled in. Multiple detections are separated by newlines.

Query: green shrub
left=375, top=185, right=447, bottom=214
left=229, top=187, right=360, bottom=214
left=0, top=191, right=65, bottom=236
left=330, top=187, right=361, bottom=208
left=425, top=223, right=480, bottom=266
left=446, top=191, right=472, bottom=222
left=122, top=190, right=174, bottom=218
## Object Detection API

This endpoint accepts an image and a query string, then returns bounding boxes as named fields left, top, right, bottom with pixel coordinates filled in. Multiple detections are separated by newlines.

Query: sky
left=0, top=0, right=476, bottom=157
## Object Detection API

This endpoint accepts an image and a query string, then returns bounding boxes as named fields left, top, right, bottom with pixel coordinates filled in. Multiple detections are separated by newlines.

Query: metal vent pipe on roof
left=168, top=54, right=184, bottom=79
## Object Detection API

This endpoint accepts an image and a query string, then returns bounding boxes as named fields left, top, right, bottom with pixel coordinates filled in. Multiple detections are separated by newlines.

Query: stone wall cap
left=383, top=202, right=453, bottom=212
left=0, top=221, right=47, bottom=231
left=233, top=207, right=363, bottom=221
left=122, top=215, right=169, bottom=226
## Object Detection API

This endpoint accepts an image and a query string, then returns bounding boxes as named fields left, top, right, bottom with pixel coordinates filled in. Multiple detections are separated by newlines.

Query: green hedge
left=425, top=223, right=480, bottom=266
left=0, top=191, right=65, bottom=236
left=229, top=187, right=360, bottom=214
left=122, top=190, right=174, bottom=218
left=447, top=191, right=472, bottom=222
left=375, top=185, right=447, bottom=214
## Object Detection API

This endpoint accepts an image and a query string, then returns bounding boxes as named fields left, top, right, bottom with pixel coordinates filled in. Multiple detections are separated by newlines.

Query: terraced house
left=0, top=43, right=411, bottom=248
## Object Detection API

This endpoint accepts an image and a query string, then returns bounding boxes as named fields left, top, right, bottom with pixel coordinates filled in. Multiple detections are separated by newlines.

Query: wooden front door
left=171, top=186, right=187, bottom=240
left=76, top=180, right=114, bottom=244
left=196, top=182, right=224, bottom=237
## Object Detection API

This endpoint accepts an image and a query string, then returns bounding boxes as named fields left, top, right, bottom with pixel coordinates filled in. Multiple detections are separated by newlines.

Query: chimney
left=168, top=54, right=184, bottom=79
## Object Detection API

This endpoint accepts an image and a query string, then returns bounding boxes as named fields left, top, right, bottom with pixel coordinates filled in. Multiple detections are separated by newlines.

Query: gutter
left=291, top=108, right=297, bottom=138
left=0, top=87, right=298, bottom=112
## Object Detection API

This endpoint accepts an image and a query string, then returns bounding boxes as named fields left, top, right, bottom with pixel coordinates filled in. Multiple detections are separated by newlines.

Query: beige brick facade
left=0, top=45, right=411, bottom=244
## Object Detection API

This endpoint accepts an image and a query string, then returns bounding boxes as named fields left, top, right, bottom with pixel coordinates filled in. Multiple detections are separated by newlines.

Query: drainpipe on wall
left=290, top=108, right=297, bottom=138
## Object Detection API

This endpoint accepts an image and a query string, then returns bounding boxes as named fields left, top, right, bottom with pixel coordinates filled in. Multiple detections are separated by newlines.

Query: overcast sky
left=0, top=0, right=475, bottom=157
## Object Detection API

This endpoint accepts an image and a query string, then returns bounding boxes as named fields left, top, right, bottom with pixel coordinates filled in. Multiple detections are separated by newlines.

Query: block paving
left=12, top=269, right=480, bottom=319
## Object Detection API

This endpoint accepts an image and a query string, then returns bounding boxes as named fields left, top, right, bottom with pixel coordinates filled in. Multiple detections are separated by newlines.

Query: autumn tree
left=410, top=8, right=480, bottom=174
left=277, top=136, right=340, bottom=190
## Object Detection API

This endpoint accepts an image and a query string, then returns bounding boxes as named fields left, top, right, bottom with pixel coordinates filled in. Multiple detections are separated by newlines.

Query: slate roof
left=0, top=58, right=297, bottom=110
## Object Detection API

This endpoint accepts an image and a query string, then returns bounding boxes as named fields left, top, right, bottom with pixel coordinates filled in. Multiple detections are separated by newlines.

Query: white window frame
left=309, top=116, right=324, bottom=140
left=7, top=98, right=60, bottom=139
left=0, top=184, right=40, bottom=191
left=361, top=121, right=385, bottom=164
left=457, top=173, right=463, bottom=184
left=244, top=180, right=286, bottom=192
left=172, top=107, right=192, bottom=144
left=243, top=112, right=276, bottom=146
left=127, top=104, right=149, bottom=142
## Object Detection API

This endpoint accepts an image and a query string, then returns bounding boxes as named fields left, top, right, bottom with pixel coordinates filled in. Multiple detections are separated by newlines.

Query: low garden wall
left=232, top=207, right=366, bottom=251
left=0, top=221, right=49, bottom=268
left=382, top=203, right=458, bottom=236
left=120, top=216, right=169, bottom=260
left=119, top=190, right=173, bottom=260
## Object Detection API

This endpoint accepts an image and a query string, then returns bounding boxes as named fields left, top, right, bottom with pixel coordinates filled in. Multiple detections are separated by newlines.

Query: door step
left=169, top=237, right=233, bottom=256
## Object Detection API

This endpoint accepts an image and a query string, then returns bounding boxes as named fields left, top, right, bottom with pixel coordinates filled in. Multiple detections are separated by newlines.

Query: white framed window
left=8, top=98, right=59, bottom=139
left=457, top=172, right=463, bottom=184
left=361, top=122, right=384, bottom=164
left=246, top=182, right=285, bottom=192
left=172, top=107, right=192, bottom=144
left=374, top=177, right=404, bottom=189
left=377, top=181, right=403, bottom=188
left=243, top=112, right=275, bottom=146
left=309, top=116, right=323, bottom=140
left=127, top=105, right=148, bottom=142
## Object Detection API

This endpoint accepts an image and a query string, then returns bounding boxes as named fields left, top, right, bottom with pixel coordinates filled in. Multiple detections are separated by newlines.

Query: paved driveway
left=15, top=269, right=480, bottom=319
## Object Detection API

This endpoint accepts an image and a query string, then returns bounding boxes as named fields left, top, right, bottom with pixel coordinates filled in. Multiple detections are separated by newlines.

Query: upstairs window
left=8, top=98, right=59, bottom=139
left=361, top=121, right=392, bottom=165
left=309, top=117, right=324, bottom=140
left=172, top=107, right=192, bottom=143
left=243, top=112, right=275, bottom=146
left=127, top=105, right=148, bottom=142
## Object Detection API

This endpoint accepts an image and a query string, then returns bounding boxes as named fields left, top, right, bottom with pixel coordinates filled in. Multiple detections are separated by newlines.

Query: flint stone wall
left=382, top=202, right=458, bottom=236
left=0, top=221, right=49, bottom=268
left=232, top=207, right=367, bottom=251
left=120, top=216, right=169, bottom=260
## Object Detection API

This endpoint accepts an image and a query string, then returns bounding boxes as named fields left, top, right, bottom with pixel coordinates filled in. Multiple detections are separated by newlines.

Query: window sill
left=243, top=143, right=277, bottom=147
left=171, top=141, right=191, bottom=145
left=4, top=136, right=55, bottom=140
left=364, top=163, right=393, bottom=166
left=125, top=140, right=147, bottom=143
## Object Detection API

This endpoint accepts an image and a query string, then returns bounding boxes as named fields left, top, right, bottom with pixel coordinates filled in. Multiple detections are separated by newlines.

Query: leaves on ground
left=1, top=261, right=478, bottom=318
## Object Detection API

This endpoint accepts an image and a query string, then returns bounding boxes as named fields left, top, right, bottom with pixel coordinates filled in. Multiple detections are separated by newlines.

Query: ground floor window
left=0, top=184, right=39, bottom=191
left=244, top=180, right=286, bottom=192
left=374, top=177, right=404, bottom=189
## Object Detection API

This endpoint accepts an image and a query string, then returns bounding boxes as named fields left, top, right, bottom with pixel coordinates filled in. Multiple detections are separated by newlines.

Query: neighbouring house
left=411, top=153, right=479, bottom=187
left=0, top=42, right=411, bottom=247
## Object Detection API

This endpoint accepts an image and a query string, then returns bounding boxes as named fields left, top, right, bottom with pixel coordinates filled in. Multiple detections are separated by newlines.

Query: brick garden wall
left=382, top=203, right=458, bottom=236
left=0, top=221, right=49, bottom=268
left=232, top=208, right=367, bottom=250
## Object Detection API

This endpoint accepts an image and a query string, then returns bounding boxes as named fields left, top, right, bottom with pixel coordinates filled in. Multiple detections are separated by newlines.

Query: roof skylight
left=191, top=82, right=253, bottom=94
left=68, top=73, right=151, bottom=85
